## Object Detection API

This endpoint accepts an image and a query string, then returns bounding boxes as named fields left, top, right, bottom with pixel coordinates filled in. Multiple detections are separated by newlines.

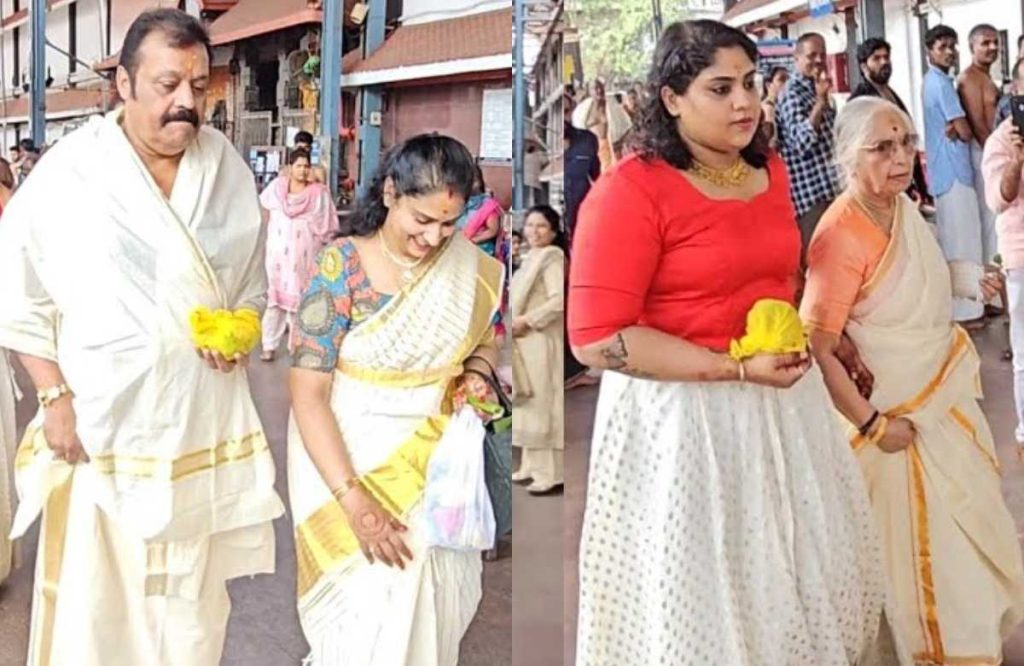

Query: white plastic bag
left=421, top=407, right=496, bottom=551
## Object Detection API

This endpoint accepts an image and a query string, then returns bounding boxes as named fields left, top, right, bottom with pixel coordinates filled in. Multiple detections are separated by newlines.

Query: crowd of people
left=568, top=17, right=1024, bottom=665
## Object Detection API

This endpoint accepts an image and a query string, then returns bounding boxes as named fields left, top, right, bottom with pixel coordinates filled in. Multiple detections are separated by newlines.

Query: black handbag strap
left=461, top=367, right=512, bottom=415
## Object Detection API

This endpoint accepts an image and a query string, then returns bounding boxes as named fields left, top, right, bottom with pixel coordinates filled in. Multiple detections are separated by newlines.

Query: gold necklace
left=852, top=194, right=895, bottom=231
left=688, top=158, right=750, bottom=188
left=377, top=231, right=425, bottom=283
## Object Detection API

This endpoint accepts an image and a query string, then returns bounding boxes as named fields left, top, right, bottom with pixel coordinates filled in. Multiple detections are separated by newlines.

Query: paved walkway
left=564, top=321, right=1024, bottom=664
left=0, top=354, right=510, bottom=665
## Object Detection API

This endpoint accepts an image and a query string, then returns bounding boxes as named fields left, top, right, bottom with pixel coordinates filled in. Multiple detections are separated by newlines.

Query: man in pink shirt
left=982, top=57, right=1024, bottom=447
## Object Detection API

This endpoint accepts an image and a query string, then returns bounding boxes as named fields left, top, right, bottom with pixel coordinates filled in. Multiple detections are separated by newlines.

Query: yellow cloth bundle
left=728, top=299, right=807, bottom=361
left=189, top=307, right=261, bottom=358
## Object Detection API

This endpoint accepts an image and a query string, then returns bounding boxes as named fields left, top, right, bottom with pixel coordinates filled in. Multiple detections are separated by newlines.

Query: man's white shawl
left=0, top=110, right=284, bottom=543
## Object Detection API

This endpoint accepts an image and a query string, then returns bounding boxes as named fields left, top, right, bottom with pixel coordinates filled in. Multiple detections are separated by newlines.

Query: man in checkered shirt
left=776, top=32, right=840, bottom=261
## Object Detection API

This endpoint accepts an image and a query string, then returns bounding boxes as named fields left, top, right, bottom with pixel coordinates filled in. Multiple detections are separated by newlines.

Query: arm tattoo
left=600, top=333, right=655, bottom=379
left=600, top=333, right=629, bottom=370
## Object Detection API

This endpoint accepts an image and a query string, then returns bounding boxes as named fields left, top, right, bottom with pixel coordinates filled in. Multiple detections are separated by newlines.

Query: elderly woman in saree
left=510, top=205, right=565, bottom=495
left=287, top=134, right=504, bottom=665
left=802, top=95, right=1024, bottom=664
left=259, top=147, right=338, bottom=361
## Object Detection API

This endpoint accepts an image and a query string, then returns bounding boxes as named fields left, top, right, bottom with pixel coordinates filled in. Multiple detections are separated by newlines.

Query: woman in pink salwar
left=259, top=148, right=339, bottom=361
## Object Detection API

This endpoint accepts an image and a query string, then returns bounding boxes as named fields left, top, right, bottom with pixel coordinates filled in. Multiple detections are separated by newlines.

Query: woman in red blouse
left=569, top=21, right=903, bottom=665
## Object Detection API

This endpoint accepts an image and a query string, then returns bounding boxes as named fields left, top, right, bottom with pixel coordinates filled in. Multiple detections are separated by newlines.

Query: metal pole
left=357, top=0, right=385, bottom=198
left=1, top=3, right=9, bottom=147
left=513, top=0, right=525, bottom=213
left=30, top=0, right=45, bottom=148
left=320, top=0, right=343, bottom=199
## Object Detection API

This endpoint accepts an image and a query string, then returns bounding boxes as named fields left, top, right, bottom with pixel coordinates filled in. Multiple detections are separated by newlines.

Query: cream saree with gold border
left=841, top=195, right=1024, bottom=664
left=289, top=234, right=504, bottom=665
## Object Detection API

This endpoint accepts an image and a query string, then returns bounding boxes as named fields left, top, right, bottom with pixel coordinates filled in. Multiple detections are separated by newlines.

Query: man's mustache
left=161, top=108, right=200, bottom=127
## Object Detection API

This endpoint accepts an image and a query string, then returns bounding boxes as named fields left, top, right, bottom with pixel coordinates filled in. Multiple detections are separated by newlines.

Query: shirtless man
left=958, top=23, right=1001, bottom=264
left=584, top=79, right=612, bottom=170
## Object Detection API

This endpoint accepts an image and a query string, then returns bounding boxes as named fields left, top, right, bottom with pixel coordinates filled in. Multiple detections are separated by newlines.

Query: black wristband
left=858, top=410, right=880, bottom=437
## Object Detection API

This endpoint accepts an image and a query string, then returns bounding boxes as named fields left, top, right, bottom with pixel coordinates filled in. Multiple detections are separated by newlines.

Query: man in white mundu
left=0, top=9, right=284, bottom=665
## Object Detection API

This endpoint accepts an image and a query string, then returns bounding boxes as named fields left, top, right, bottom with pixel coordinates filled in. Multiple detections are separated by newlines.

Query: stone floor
left=563, top=319, right=1024, bottom=665
left=0, top=353, right=511, bottom=665
left=511, top=453, right=563, bottom=666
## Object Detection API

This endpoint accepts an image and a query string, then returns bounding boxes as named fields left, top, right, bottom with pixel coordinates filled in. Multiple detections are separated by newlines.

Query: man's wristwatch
left=37, top=383, right=72, bottom=408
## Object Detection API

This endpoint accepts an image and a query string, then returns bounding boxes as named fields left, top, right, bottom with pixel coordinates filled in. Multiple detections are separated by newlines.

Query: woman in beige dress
left=510, top=205, right=565, bottom=494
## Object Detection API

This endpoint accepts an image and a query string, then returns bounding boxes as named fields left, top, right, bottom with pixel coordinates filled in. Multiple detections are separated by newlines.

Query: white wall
left=0, top=2, right=15, bottom=95
left=884, top=0, right=925, bottom=137
left=48, top=5, right=71, bottom=80
left=788, top=12, right=849, bottom=54
left=400, top=0, right=509, bottom=26
left=17, top=17, right=28, bottom=88
left=75, top=0, right=106, bottom=73
left=0, top=0, right=107, bottom=93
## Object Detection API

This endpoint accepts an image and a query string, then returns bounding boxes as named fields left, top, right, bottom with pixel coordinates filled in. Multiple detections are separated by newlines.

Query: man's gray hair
left=834, top=96, right=914, bottom=186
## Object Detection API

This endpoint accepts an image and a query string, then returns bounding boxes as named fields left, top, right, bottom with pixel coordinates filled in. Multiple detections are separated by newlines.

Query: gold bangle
left=331, top=476, right=361, bottom=501
left=868, top=415, right=889, bottom=445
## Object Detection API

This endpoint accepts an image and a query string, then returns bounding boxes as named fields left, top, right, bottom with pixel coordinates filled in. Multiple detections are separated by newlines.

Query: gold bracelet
left=331, top=476, right=361, bottom=501
left=736, top=359, right=746, bottom=383
left=37, top=383, right=72, bottom=408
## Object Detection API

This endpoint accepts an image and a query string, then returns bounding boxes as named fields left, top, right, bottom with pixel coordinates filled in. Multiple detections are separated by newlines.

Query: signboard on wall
left=757, top=38, right=796, bottom=79
left=809, top=0, right=834, bottom=18
left=479, top=88, right=513, bottom=162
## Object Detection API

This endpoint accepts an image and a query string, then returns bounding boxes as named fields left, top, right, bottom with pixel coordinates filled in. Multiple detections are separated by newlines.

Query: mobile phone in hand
left=1011, top=95, right=1024, bottom=132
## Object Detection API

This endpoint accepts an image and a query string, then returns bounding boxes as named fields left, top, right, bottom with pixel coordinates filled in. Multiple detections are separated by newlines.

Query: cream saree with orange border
left=288, top=234, right=504, bottom=665
left=840, top=195, right=1024, bottom=664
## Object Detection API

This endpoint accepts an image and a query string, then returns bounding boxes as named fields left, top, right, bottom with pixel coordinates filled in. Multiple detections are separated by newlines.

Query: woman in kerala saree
left=803, top=96, right=1024, bottom=664
left=287, top=135, right=505, bottom=665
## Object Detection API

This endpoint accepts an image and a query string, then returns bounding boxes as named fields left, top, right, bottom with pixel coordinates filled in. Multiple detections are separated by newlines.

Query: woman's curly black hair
left=633, top=20, right=770, bottom=170
left=339, top=134, right=477, bottom=237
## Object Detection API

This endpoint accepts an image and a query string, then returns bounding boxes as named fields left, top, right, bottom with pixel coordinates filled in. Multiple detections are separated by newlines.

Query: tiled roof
left=208, top=0, right=332, bottom=45
left=343, top=9, right=512, bottom=75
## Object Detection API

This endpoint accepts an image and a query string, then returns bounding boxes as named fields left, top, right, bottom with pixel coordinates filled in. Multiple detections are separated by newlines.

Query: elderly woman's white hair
left=833, top=96, right=915, bottom=186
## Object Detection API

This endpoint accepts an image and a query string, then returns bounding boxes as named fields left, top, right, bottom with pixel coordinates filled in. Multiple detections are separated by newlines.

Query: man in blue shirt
left=923, top=24, right=985, bottom=324
left=776, top=32, right=840, bottom=261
